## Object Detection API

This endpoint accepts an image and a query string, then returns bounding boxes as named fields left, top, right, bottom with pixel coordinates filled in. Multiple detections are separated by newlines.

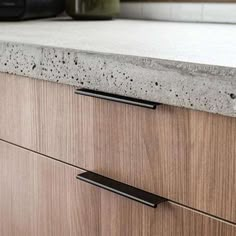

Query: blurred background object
left=0, top=0, right=235, bottom=23
left=0, top=0, right=64, bottom=20
left=66, top=0, right=120, bottom=20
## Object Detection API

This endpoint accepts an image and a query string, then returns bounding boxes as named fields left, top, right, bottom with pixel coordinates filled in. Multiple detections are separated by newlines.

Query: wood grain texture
left=0, top=142, right=100, bottom=236
left=0, top=73, right=235, bottom=223
left=0, top=140, right=236, bottom=236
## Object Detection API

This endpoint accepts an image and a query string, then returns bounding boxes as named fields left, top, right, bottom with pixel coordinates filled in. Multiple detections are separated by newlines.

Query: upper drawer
left=1, top=140, right=235, bottom=236
left=0, top=73, right=236, bottom=223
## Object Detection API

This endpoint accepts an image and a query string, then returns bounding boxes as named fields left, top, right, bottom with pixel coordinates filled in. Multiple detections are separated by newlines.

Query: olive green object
left=66, top=0, right=120, bottom=20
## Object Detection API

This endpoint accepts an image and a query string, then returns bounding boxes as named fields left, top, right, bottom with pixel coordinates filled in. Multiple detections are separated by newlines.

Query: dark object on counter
left=66, top=0, right=119, bottom=20
left=0, top=0, right=64, bottom=20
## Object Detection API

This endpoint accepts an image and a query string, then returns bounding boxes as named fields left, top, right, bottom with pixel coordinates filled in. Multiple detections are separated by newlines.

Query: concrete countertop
left=0, top=18, right=236, bottom=117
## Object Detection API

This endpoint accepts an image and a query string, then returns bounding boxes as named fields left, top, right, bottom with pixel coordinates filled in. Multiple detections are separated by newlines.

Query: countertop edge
left=0, top=41, right=236, bottom=118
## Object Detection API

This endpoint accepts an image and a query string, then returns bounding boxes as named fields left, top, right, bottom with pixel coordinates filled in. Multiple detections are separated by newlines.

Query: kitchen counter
left=0, top=18, right=236, bottom=117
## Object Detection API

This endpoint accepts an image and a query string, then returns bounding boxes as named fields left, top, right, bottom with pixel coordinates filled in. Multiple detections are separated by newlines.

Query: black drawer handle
left=77, top=171, right=167, bottom=208
left=75, top=89, right=160, bottom=109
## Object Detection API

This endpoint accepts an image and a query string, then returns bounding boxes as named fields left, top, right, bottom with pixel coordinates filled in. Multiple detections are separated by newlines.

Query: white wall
left=119, top=3, right=236, bottom=23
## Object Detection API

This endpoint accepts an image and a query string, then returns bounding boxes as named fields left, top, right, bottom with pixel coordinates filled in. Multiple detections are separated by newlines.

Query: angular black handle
left=77, top=171, right=167, bottom=208
left=75, top=89, right=160, bottom=109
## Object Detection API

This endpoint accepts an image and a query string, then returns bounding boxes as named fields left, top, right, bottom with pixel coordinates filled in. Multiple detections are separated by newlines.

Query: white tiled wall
left=120, top=3, right=236, bottom=23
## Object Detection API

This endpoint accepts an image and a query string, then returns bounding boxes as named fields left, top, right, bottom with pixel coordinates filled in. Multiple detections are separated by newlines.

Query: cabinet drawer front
left=0, top=140, right=235, bottom=236
left=0, top=73, right=236, bottom=223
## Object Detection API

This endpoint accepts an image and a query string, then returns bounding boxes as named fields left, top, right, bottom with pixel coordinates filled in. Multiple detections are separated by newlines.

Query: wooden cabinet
left=0, top=73, right=235, bottom=223
left=0, top=140, right=235, bottom=236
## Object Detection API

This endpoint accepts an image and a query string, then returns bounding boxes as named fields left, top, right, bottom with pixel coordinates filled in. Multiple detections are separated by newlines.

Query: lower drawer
left=0, top=140, right=235, bottom=236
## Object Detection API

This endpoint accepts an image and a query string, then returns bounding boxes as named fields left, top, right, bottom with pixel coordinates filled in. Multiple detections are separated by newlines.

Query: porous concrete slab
left=0, top=19, right=236, bottom=117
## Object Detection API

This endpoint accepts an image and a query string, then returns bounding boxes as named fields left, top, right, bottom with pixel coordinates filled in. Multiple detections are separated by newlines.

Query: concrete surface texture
left=0, top=19, right=236, bottom=117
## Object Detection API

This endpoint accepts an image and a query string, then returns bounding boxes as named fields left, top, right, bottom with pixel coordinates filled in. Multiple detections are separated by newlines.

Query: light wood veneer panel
left=0, top=140, right=235, bottom=236
left=0, top=73, right=235, bottom=223
left=0, top=141, right=100, bottom=236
